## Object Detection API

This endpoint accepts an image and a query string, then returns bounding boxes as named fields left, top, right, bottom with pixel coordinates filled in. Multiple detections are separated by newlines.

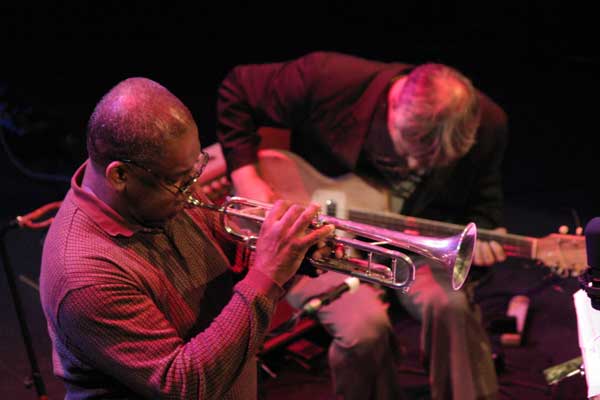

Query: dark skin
left=106, top=125, right=201, bottom=227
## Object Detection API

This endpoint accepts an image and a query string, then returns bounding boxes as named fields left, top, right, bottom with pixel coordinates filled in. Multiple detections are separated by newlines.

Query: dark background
left=0, top=3, right=597, bottom=399
left=1, top=2, right=598, bottom=225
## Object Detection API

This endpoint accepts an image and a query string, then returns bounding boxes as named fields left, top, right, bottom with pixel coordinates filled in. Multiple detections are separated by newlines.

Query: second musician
left=217, top=51, right=509, bottom=400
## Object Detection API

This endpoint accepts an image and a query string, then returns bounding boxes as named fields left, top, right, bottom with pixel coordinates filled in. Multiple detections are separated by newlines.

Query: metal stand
left=1, top=221, right=48, bottom=399
left=0, top=201, right=61, bottom=400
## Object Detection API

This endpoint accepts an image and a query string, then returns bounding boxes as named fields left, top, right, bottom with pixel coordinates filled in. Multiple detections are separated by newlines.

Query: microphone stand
left=0, top=201, right=61, bottom=400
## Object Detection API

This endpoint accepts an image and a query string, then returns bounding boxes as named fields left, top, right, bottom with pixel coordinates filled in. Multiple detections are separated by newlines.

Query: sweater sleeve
left=56, top=268, right=283, bottom=399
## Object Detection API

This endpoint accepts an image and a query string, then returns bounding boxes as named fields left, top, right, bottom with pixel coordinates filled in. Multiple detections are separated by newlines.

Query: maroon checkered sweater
left=40, top=162, right=283, bottom=399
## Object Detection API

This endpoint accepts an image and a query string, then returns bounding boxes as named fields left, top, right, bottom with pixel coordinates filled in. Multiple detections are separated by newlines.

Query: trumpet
left=187, top=195, right=477, bottom=292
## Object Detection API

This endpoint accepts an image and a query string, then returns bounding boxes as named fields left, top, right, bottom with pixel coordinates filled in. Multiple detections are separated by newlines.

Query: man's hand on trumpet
left=252, top=200, right=336, bottom=287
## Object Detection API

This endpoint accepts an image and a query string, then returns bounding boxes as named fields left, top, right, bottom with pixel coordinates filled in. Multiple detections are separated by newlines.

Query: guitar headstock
left=536, top=233, right=587, bottom=277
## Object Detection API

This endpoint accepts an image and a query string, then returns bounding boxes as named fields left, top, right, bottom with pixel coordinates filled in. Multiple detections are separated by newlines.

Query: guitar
left=252, top=149, right=587, bottom=277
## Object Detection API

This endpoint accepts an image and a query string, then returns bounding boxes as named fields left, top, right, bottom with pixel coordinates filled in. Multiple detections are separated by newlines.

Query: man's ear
left=105, top=161, right=128, bottom=191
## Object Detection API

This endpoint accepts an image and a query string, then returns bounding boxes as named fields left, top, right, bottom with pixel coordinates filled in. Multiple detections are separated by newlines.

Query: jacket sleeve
left=216, top=53, right=323, bottom=173
left=216, top=51, right=397, bottom=174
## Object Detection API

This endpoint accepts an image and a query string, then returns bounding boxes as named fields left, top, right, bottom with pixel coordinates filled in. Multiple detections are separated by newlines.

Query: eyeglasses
left=120, top=151, right=210, bottom=195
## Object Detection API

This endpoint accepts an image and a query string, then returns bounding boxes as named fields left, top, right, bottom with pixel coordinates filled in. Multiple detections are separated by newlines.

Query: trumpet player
left=39, top=77, right=336, bottom=400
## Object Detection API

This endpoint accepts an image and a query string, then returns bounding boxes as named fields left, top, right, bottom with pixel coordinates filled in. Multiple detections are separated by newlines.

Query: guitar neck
left=348, top=209, right=537, bottom=260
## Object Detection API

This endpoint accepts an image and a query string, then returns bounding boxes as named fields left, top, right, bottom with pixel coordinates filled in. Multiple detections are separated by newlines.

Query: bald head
left=87, top=77, right=196, bottom=168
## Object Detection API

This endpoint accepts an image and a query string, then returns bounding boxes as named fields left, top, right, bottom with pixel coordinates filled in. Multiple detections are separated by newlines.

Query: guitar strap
left=388, top=173, right=423, bottom=213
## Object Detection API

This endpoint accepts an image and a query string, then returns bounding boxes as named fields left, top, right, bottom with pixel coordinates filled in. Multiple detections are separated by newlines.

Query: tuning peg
left=575, top=226, right=583, bottom=236
left=558, top=225, right=569, bottom=234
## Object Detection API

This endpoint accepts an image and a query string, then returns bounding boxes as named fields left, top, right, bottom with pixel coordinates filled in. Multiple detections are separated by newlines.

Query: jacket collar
left=331, top=64, right=414, bottom=169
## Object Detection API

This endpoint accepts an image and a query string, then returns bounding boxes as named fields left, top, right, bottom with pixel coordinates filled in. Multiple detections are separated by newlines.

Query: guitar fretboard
left=348, top=209, right=537, bottom=259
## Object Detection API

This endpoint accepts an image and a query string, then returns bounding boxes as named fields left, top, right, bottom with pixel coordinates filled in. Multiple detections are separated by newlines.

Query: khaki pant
left=287, top=272, right=402, bottom=400
left=398, top=260, right=498, bottom=400
left=286, top=259, right=498, bottom=400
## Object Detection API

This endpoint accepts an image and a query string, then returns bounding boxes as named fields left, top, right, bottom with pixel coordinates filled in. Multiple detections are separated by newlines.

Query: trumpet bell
left=449, top=222, right=477, bottom=290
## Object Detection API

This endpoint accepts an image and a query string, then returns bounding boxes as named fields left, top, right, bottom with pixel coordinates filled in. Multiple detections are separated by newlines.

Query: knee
left=332, top=306, right=393, bottom=358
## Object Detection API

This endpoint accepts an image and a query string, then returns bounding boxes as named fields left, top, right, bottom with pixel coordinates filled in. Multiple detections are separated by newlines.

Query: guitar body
left=257, top=149, right=391, bottom=218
